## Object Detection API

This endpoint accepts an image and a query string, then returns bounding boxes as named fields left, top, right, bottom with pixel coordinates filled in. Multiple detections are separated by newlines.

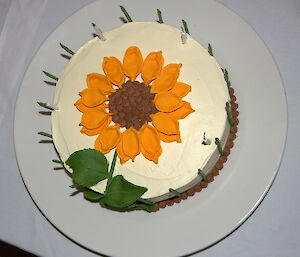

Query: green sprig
left=224, top=69, right=230, bottom=94
left=169, top=188, right=181, bottom=197
left=52, top=159, right=64, bottom=164
left=215, top=137, right=224, bottom=156
left=182, top=19, right=190, bottom=35
left=208, top=43, right=213, bottom=56
left=198, top=169, right=207, bottom=181
left=37, top=101, right=53, bottom=110
left=59, top=43, right=74, bottom=55
left=38, top=131, right=52, bottom=138
left=120, top=5, right=132, bottom=22
left=157, top=9, right=163, bottom=23
left=43, top=70, right=58, bottom=81
left=226, top=102, right=234, bottom=127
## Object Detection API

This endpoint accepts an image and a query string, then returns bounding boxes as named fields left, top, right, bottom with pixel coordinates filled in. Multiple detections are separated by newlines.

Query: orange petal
left=117, top=135, right=130, bottom=164
left=87, top=73, right=116, bottom=95
left=150, top=112, right=180, bottom=136
left=81, top=116, right=112, bottom=136
left=169, top=82, right=191, bottom=98
left=154, top=92, right=183, bottom=112
left=157, top=131, right=181, bottom=143
left=167, top=101, right=195, bottom=120
left=95, top=139, right=110, bottom=154
left=79, top=87, right=108, bottom=107
left=97, top=124, right=121, bottom=150
left=75, top=98, right=108, bottom=113
left=150, top=64, right=182, bottom=94
left=102, top=57, right=126, bottom=87
left=123, top=46, right=143, bottom=81
left=140, top=144, right=162, bottom=164
left=80, top=108, right=109, bottom=130
left=139, top=124, right=162, bottom=163
left=141, top=51, right=164, bottom=86
left=121, top=127, right=140, bottom=162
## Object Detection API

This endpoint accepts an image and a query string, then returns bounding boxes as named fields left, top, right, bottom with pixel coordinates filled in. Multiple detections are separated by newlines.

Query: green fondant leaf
left=127, top=202, right=155, bottom=212
left=104, top=175, right=147, bottom=208
left=83, top=189, right=104, bottom=202
left=66, top=149, right=108, bottom=187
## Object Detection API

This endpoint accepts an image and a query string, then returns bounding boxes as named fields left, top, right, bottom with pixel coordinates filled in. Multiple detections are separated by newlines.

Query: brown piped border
left=153, top=87, right=239, bottom=211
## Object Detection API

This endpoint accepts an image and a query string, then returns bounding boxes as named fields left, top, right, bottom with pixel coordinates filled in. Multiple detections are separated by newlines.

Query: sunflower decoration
left=74, top=46, right=195, bottom=164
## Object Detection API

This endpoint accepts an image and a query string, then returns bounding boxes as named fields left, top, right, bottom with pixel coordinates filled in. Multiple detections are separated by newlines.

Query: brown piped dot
left=212, top=168, right=219, bottom=176
left=166, top=200, right=174, bottom=206
left=229, top=133, right=236, bottom=140
left=207, top=174, right=214, bottom=183
left=181, top=192, right=188, bottom=200
left=226, top=140, right=234, bottom=149
left=230, top=126, right=238, bottom=133
left=187, top=189, right=195, bottom=196
left=195, top=185, right=202, bottom=192
left=229, top=88, right=235, bottom=95
left=231, top=95, right=237, bottom=102
left=219, top=156, right=228, bottom=163
left=200, top=181, right=208, bottom=188
left=233, top=117, right=239, bottom=125
left=174, top=198, right=181, bottom=204
left=215, top=162, right=223, bottom=170
left=232, top=110, right=239, bottom=117
left=158, top=201, right=167, bottom=208
left=223, top=147, right=231, bottom=156
left=231, top=102, right=238, bottom=110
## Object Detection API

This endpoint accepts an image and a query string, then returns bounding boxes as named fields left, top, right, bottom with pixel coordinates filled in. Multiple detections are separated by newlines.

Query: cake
left=43, top=18, right=238, bottom=212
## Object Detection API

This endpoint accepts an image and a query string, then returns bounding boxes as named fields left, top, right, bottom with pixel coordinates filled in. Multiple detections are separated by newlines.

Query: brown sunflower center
left=108, top=80, right=158, bottom=130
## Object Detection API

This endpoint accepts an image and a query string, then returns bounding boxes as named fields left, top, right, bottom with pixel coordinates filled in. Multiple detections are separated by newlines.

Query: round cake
left=51, top=22, right=231, bottom=203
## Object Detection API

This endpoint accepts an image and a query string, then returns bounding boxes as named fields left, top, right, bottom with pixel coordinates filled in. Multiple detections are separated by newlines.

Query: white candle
left=92, top=23, right=106, bottom=41
left=181, top=31, right=187, bottom=44
left=202, top=132, right=211, bottom=145
left=47, top=103, right=58, bottom=111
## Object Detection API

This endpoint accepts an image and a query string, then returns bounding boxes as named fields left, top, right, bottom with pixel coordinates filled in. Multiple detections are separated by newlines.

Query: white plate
left=14, top=0, right=287, bottom=256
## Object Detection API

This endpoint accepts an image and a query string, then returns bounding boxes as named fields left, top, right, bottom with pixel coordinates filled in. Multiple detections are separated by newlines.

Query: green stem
left=182, top=19, right=190, bottom=34
left=169, top=188, right=181, bottom=197
left=198, top=168, right=207, bottom=181
left=107, top=150, right=118, bottom=183
left=120, top=5, right=132, bottom=22
left=208, top=43, right=213, bottom=56
left=59, top=43, right=74, bottom=55
left=38, top=131, right=52, bottom=138
left=37, top=102, right=52, bottom=110
left=52, top=159, right=64, bottom=164
left=157, top=9, right=163, bottom=23
left=226, top=102, right=234, bottom=127
left=215, top=137, right=224, bottom=156
left=137, top=198, right=154, bottom=205
left=43, top=71, right=58, bottom=81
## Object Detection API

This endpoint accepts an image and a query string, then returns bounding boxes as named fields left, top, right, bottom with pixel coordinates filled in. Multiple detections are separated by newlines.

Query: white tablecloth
left=1, top=0, right=299, bottom=256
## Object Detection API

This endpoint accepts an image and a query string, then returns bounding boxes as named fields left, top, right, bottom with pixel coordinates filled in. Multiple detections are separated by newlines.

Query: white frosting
left=51, top=22, right=230, bottom=201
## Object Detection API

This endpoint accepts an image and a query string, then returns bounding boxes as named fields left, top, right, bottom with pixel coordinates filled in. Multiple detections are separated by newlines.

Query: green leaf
left=69, top=183, right=80, bottom=188
left=104, top=175, right=147, bottom=208
left=99, top=197, right=107, bottom=208
left=83, top=189, right=104, bottom=202
left=208, top=43, right=213, bottom=56
left=127, top=202, right=155, bottom=212
left=66, top=149, right=109, bottom=187
left=38, top=131, right=52, bottom=138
